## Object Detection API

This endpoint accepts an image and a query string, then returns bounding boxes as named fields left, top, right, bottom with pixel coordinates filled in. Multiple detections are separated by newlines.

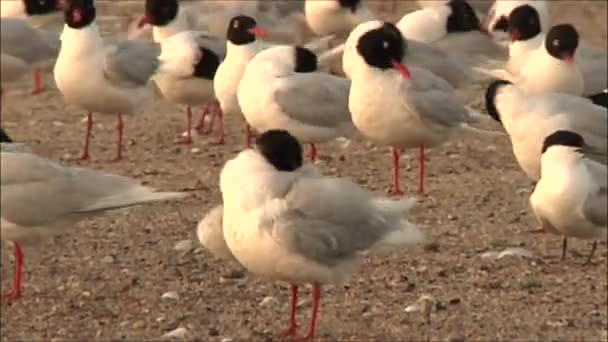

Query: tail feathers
left=372, top=197, right=423, bottom=251
left=78, top=188, right=187, bottom=213
left=372, top=197, right=416, bottom=216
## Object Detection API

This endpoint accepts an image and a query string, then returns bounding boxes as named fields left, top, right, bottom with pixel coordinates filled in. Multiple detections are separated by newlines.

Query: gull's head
left=484, top=79, right=513, bottom=125
left=139, top=0, right=178, bottom=28
left=541, top=130, right=585, bottom=154
left=485, top=0, right=549, bottom=33
left=445, top=0, right=482, bottom=33
left=348, top=21, right=411, bottom=79
left=255, top=130, right=303, bottom=172
left=226, top=15, right=268, bottom=45
left=64, top=0, right=95, bottom=29
left=22, top=0, right=63, bottom=16
left=508, top=4, right=541, bottom=42
left=544, top=24, right=579, bottom=65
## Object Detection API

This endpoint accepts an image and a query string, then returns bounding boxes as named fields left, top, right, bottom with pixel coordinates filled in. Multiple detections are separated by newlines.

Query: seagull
left=482, top=4, right=608, bottom=96
left=483, top=0, right=550, bottom=35
left=417, top=0, right=495, bottom=16
left=305, top=0, right=374, bottom=38
left=139, top=0, right=227, bottom=144
left=0, top=0, right=63, bottom=94
left=397, top=0, right=507, bottom=59
left=214, top=15, right=269, bottom=147
left=220, top=129, right=423, bottom=340
left=196, top=204, right=238, bottom=264
left=530, top=130, right=607, bottom=264
left=0, top=133, right=187, bottom=301
left=343, top=20, right=495, bottom=195
left=54, top=0, right=195, bottom=160
left=237, top=45, right=355, bottom=161
left=484, top=79, right=608, bottom=181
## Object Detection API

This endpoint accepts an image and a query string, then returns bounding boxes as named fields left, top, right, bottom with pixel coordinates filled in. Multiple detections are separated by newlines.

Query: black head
left=508, top=5, right=541, bottom=41
left=356, top=22, right=405, bottom=70
left=255, top=130, right=303, bottom=172
left=144, top=0, right=178, bottom=27
left=226, top=15, right=258, bottom=45
left=338, top=0, right=361, bottom=13
left=294, top=47, right=318, bottom=73
left=64, top=0, right=95, bottom=29
left=542, top=130, right=584, bottom=154
left=587, top=92, right=608, bottom=109
left=0, top=128, right=13, bottom=143
left=193, top=47, right=221, bottom=80
left=493, top=16, right=509, bottom=32
left=544, top=24, right=579, bottom=62
left=22, top=0, right=62, bottom=16
left=484, top=79, right=512, bottom=124
left=446, top=0, right=481, bottom=33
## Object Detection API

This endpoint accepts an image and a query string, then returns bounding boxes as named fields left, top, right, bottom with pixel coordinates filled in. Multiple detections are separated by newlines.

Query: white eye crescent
left=233, top=21, right=239, bottom=29
left=383, top=41, right=389, bottom=49
left=553, top=39, right=560, bottom=46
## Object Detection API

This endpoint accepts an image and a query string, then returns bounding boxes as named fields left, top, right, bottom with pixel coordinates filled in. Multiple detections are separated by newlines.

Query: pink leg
left=391, top=147, right=403, bottom=196
left=246, top=125, right=253, bottom=148
left=309, top=144, right=317, bottom=161
left=215, top=108, right=225, bottom=145
left=195, top=106, right=209, bottom=132
left=177, top=106, right=193, bottom=145
left=32, top=69, right=43, bottom=94
left=277, top=284, right=299, bottom=338
left=81, top=112, right=93, bottom=160
left=4, top=243, right=24, bottom=301
left=113, top=114, right=124, bottom=161
left=301, top=283, right=322, bottom=341
left=203, top=105, right=218, bottom=135
left=418, top=145, right=425, bottom=194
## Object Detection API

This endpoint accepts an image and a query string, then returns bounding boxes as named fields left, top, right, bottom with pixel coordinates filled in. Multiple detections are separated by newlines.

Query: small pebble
left=174, top=239, right=193, bottom=253
left=259, top=296, right=279, bottom=307
left=132, top=320, right=146, bottom=330
left=161, top=291, right=179, bottom=300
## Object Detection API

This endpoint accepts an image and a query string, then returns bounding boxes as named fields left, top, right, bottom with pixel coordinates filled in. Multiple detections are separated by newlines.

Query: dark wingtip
left=0, top=127, right=13, bottom=143
left=484, top=79, right=512, bottom=125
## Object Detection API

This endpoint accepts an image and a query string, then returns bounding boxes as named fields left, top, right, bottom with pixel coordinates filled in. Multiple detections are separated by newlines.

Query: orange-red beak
left=510, top=29, right=521, bottom=42
left=563, top=55, right=574, bottom=64
left=248, top=26, right=268, bottom=38
left=137, top=15, right=151, bottom=28
left=391, top=60, right=411, bottom=80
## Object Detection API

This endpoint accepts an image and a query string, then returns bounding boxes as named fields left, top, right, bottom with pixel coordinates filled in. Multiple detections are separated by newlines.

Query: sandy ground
left=1, top=1, right=607, bottom=341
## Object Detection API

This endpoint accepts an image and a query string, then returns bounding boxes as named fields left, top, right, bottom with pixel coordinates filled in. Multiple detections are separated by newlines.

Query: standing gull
left=221, top=129, right=423, bottom=340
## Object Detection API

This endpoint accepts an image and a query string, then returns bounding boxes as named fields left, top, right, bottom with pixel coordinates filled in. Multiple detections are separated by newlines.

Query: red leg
left=4, top=243, right=24, bottom=301
left=277, top=284, right=299, bottom=338
left=418, top=145, right=425, bottom=194
left=81, top=112, right=93, bottom=160
left=527, top=227, right=546, bottom=234
left=391, top=147, right=403, bottom=196
left=203, top=105, right=218, bottom=135
left=216, top=108, right=225, bottom=145
left=195, top=106, right=209, bottom=132
left=177, top=106, right=193, bottom=145
left=32, top=69, right=43, bottom=94
left=309, top=144, right=317, bottom=161
left=113, top=114, right=124, bottom=161
left=301, top=283, right=322, bottom=341
left=246, top=125, right=252, bottom=148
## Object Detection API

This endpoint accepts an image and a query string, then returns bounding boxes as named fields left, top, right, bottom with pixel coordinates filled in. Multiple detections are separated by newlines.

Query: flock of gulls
left=1, top=0, right=607, bottom=339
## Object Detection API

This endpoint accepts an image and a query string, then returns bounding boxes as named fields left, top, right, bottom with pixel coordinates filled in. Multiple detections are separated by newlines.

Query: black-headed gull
left=139, top=0, right=227, bottom=144
left=237, top=45, right=355, bottom=161
left=1, top=0, right=63, bottom=94
left=214, top=14, right=269, bottom=147
left=530, top=130, right=607, bottom=264
left=485, top=80, right=608, bottom=181
left=220, top=129, right=423, bottom=340
left=343, top=20, right=492, bottom=195
left=483, top=0, right=550, bottom=34
left=54, top=0, right=195, bottom=160
left=397, top=0, right=507, bottom=60
left=0, top=132, right=187, bottom=301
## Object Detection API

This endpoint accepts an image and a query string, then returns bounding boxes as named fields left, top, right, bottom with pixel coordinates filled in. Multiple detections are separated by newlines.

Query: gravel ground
left=1, top=1, right=607, bottom=341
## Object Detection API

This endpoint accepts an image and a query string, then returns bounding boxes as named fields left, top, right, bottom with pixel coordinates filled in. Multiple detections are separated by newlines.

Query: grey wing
left=265, top=177, right=386, bottom=266
left=104, top=39, right=161, bottom=87
left=192, top=31, right=226, bottom=60
left=581, top=159, right=607, bottom=227
left=0, top=18, right=59, bottom=63
left=403, top=67, right=474, bottom=128
left=273, top=73, right=353, bottom=129
left=405, top=40, right=470, bottom=87
left=578, top=42, right=607, bottom=96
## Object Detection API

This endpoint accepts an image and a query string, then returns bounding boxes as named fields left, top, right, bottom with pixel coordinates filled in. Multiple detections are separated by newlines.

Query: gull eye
left=553, top=39, right=560, bottom=46
left=233, top=20, right=239, bottom=28
left=382, top=40, right=389, bottom=49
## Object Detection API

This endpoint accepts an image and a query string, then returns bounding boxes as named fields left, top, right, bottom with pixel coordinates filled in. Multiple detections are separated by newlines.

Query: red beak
left=72, top=8, right=83, bottom=23
left=248, top=26, right=268, bottom=38
left=391, top=60, right=411, bottom=80
left=510, top=29, right=521, bottom=42
left=137, top=15, right=151, bottom=28
left=564, top=55, right=574, bottom=64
